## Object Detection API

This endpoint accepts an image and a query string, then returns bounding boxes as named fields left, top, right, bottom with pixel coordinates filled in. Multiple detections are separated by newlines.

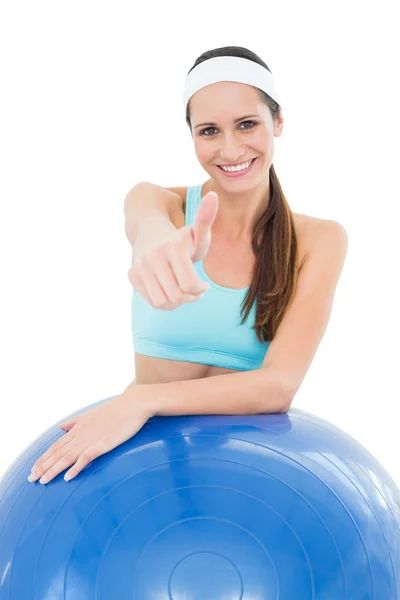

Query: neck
left=203, top=177, right=271, bottom=242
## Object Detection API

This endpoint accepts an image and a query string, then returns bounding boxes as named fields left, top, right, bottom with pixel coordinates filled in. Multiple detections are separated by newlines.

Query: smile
left=217, top=158, right=257, bottom=178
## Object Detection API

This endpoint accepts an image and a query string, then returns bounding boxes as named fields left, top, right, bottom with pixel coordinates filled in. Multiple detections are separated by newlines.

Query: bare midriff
left=134, top=353, right=237, bottom=385
left=132, top=181, right=314, bottom=386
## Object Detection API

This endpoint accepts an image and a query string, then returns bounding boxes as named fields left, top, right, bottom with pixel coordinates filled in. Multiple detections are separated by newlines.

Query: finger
left=140, top=253, right=196, bottom=308
left=142, top=266, right=170, bottom=308
left=131, top=255, right=201, bottom=309
left=59, top=413, right=85, bottom=430
left=36, top=446, right=84, bottom=484
left=167, top=245, right=209, bottom=295
left=131, top=253, right=170, bottom=309
left=130, top=267, right=197, bottom=310
left=64, top=445, right=104, bottom=482
left=156, top=247, right=204, bottom=300
left=128, top=267, right=153, bottom=305
left=30, top=433, right=75, bottom=479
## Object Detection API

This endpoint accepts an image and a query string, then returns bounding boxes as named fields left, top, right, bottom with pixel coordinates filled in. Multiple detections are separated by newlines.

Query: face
left=190, top=81, right=284, bottom=188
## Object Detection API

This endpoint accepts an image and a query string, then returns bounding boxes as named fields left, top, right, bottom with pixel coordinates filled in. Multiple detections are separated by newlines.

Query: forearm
left=129, top=368, right=290, bottom=417
left=124, top=182, right=180, bottom=261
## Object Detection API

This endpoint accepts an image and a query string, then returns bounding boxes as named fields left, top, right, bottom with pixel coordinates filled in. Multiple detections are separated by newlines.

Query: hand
left=128, top=190, right=219, bottom=311
left=28, top=391, right=154, bottom=484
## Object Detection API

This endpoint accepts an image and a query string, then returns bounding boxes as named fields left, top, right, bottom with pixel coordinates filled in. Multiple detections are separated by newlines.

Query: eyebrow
left=194, top=114, right=260, bottom=129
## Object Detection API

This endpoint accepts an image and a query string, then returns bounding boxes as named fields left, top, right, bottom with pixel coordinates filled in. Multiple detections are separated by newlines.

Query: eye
left=200, top=120, right=258, bottom=136
left=241, top=120, right=257, bottom=130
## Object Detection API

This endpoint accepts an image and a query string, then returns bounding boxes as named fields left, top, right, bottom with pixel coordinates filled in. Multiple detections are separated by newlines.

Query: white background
left=1, top=1, right=399, bottom=486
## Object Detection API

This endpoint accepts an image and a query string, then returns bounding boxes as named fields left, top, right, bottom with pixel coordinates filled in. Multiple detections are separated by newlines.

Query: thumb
left=190, top=191, right=219, bottom=262
left=59, top=413, right=86, bottom=431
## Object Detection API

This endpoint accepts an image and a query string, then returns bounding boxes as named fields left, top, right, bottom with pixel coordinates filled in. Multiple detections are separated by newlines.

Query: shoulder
left=296, top=213, right=348, bottom=245
left=294, top=212, right=348, bottom=268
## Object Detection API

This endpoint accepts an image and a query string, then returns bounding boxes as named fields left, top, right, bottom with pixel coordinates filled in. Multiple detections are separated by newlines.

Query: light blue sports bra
left=130, top=183, right=271, bottom=370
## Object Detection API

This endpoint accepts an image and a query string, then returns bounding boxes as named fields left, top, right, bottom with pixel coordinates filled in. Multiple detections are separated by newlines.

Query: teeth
left=220, top=159, right=252, bottom=172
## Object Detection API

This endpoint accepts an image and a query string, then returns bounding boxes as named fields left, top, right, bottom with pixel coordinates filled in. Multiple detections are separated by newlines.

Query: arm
left=143, top=368, right=289, bottom=416
left=124, top=182, right=183, bottom=262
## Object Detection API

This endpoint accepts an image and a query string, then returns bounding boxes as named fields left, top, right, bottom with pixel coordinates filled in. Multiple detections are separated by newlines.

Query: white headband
left=182, top=56, right=282, bottom=111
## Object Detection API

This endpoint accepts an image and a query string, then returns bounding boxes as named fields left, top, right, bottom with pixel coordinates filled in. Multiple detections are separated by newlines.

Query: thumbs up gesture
left=128, top=191, right=219, bottom=310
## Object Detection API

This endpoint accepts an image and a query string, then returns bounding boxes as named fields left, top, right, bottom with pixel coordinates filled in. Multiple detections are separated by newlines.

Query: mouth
left=216, top=157, right=258, bottom=178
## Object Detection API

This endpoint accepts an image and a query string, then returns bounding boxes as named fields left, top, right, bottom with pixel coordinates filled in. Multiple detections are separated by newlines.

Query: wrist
left=120, top=383, right=163, bottom=418
left=132, top=217, right=177, bottom=261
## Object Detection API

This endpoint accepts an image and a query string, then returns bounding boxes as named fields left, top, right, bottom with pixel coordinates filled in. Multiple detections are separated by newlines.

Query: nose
left=218, top=132, right=247, bottom=164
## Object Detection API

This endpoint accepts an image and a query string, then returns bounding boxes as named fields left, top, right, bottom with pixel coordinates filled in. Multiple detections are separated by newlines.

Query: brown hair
left=186, top=46, right=302, bottom=343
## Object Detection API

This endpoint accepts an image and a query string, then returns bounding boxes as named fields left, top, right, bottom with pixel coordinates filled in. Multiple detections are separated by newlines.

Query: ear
left=275, top=109, right=284, bottom=137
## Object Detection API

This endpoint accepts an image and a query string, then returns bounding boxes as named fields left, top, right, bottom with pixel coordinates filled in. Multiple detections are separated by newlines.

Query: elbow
left=278, top=383, right=295, bottom=414
left=254, top=370, right=295, bottom=415
left=259, top=387, right=293, bottom=415
left=277, top=398, right=292, bottom=414
left=278, top=400, right=291, bottom=414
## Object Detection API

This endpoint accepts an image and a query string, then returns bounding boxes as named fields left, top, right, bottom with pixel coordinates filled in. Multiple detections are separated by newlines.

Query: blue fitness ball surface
left=0, top=399, right=399, bottom=599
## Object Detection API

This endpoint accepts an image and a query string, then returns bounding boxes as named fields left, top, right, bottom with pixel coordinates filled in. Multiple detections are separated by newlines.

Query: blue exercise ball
left=0, top=400, right=399, bottom=599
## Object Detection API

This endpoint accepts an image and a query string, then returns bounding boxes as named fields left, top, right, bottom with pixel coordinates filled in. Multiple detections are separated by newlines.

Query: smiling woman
left=184, top=46, right=297, bottom=345
left=24, top=45, right=348, bottom=493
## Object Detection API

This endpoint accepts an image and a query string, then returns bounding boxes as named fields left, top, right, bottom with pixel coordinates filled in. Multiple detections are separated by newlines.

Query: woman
left=28, top=46, right=348, bottom=485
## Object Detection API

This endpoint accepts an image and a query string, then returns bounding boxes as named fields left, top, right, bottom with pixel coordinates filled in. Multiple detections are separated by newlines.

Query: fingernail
left=39, top=477, right=47, bottom=484
left=64, top=473, right=71, bottom=481
left=28, top=474, right=34, bottom=482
